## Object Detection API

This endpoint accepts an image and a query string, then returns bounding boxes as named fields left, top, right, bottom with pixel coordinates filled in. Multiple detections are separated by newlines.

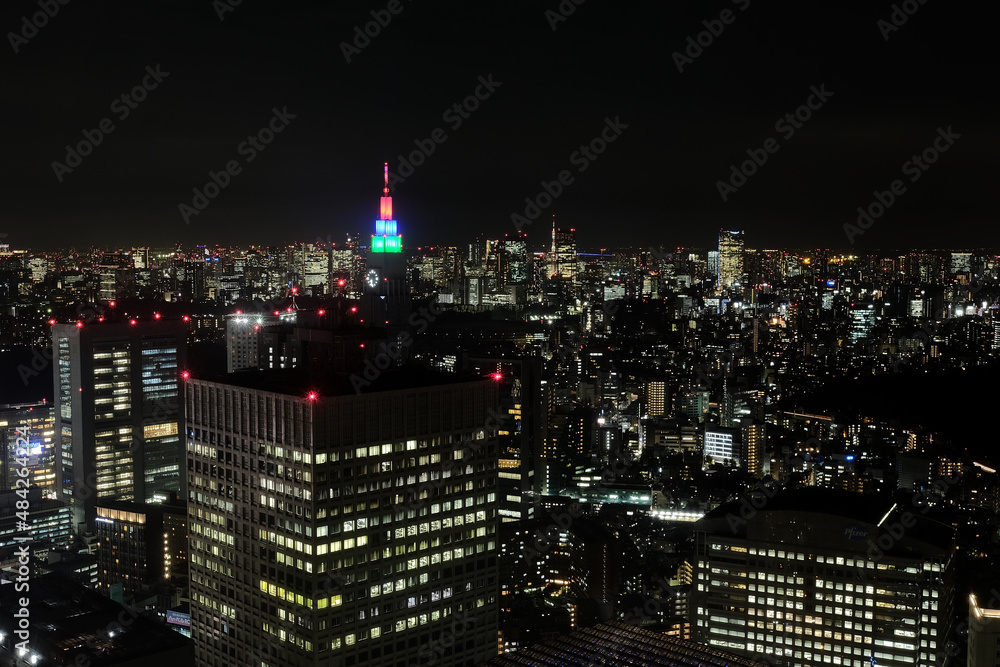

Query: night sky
left=3, top=0, right=996, bottom=251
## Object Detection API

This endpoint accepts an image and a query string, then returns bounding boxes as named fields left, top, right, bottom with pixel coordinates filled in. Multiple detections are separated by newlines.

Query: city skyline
left=4, top=2, right=1000, bottom=666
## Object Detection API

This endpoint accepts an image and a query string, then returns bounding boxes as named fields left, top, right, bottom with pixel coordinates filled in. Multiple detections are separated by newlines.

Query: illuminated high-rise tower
left=718, top=229, right=744, bottom=290
left=549, top=217, right=577, bottom=284
left=52, top=320, right=186, bottom=531
left=362, top=163, right=410, bottom=334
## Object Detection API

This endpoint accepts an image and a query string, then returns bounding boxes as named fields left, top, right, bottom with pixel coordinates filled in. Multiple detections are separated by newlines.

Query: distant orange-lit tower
left=550, top=216, right=577, bottom=285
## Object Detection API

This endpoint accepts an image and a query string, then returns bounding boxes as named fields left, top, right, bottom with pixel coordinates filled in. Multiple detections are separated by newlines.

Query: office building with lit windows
left=645, top=381, right=666, bottom=418
left=0, top=401, right=56, bottom=494
left=704, top=427, right=741, bottom=469
left=52, top=321, right=187, bottom=530
left=692, top=489, right=955, bottom=667
left=718, top=230, right=744, bottom=290
left=95, top=498, right=188, bottom=596
left=184, top=369, right=500, bottom=667
left=226, top=312, right=285, bottom=372
left=0, top=488, right=72, bottom=548
left=551, top=223, right=577, bottom=285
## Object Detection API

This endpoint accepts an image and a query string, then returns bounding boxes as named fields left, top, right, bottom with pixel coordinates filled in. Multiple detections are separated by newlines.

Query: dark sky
left=2, top=0, right=996, bottom=251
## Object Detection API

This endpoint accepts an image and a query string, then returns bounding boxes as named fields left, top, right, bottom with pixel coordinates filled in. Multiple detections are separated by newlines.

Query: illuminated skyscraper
left=692, top=489, right=955, bottom=667
left=849, top=303, right=876, bottom=343
left=300, top=244, right=331, bottom=294
left=185, top=370, right=500, bottom=667
left=363, top=163, right=410, bottom=332
left=503, top=233, right=529, bottom=286
left=52, top=321, right=187, bottom=530
left=551, top=219, right=577, bottom=284
left=718, top=229, right=744, bottom=290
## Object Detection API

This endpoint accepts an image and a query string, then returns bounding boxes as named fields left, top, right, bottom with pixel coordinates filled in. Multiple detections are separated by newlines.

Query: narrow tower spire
left=380, top=162, right=393, bottom=220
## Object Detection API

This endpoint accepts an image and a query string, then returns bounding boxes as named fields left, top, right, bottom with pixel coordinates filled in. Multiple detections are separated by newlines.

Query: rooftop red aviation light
left=109, top=301, right=116, bottom=308
left=48, top=318, right=56, bottom=325
left=491, top=372, right=503, bottom=382
left=318, top=309, right=326, bottom=316
left=182, top=315, right=191, bottom=322
left=75, top=321, right=84, bottom=328
left=129, top=319, right=137, bottom=326
left=307, top=391, right=318, bottom=401
left=181, top=371, right=191, bottom=380
left=154, top=312, right=161, bottom=320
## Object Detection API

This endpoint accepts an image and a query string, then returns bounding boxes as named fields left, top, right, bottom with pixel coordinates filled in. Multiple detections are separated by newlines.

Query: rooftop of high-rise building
left=698, top=488, right=955, bottom=554
left=193, top=364, right=491, bottom=397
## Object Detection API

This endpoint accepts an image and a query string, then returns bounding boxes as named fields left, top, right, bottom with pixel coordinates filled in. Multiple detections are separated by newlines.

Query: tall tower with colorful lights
left=362, top=162, right=410, bottom=336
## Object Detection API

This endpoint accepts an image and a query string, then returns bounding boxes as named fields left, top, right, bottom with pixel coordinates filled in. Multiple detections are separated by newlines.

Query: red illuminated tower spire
left=380, top=162, right=392, bottom=220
